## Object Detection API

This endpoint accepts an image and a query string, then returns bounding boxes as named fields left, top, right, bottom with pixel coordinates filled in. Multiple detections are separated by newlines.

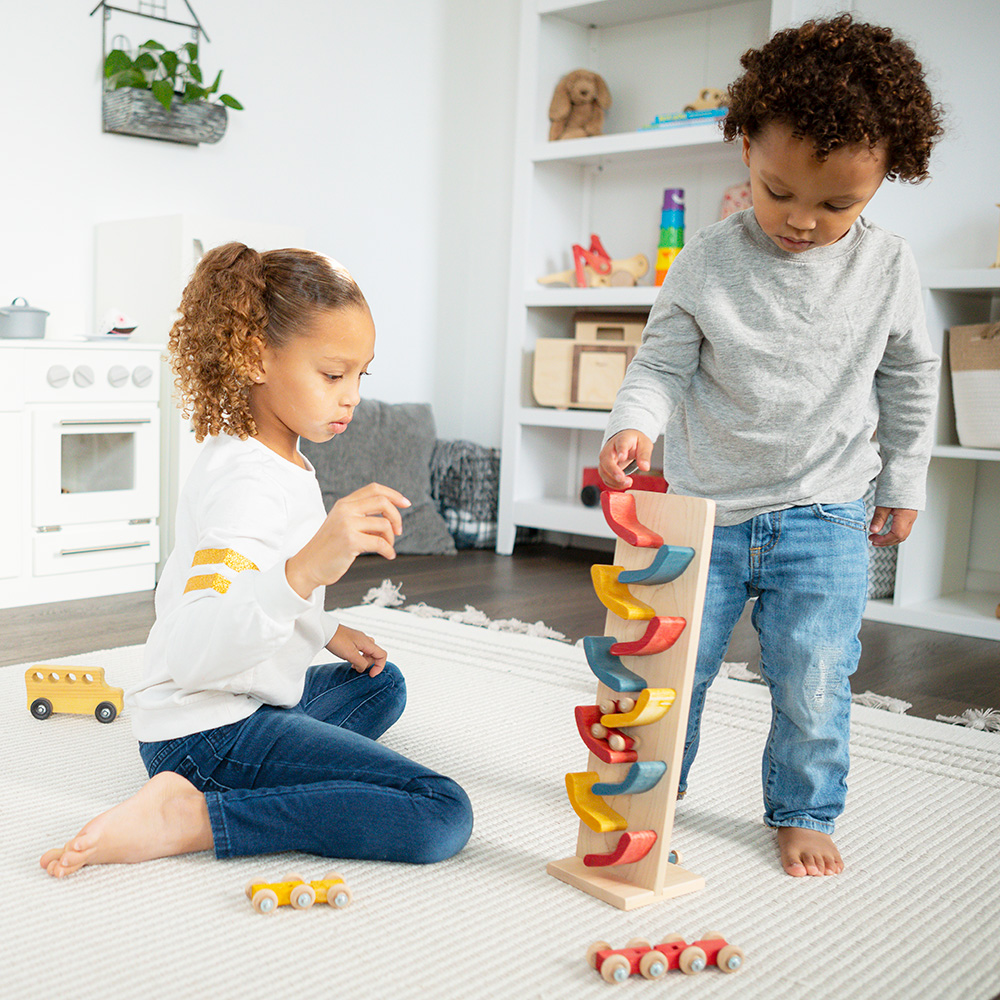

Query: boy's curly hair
left=168, top=242, right=367, bottom=441
left=723, top=13, right=944, bottom=182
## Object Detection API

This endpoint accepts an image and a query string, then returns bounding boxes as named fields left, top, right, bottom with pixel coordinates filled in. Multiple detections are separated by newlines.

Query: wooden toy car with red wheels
left=580, top=466, right=667, bottom=507
left=586, top=932, right=745, bottom=983
left=245, top=871, right=352, bottom=914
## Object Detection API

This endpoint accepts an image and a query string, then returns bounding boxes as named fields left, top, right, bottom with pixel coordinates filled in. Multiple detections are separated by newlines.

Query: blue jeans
left=679, top=500, right=869, bottom=834
left=138, top=662, right=473, bottom=863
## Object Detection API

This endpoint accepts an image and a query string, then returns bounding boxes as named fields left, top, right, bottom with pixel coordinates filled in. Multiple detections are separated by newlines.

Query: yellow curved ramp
left=590, top=565, right=655, bottom=620
left=601, top=687, right=676, bottom=728
left=565, top=772, right=628, bottom=833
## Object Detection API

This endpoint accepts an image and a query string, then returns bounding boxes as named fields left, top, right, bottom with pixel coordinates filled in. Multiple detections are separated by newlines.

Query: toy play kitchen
left=0, top=340, right=162, bottom=609
left=0, top=298, right=49, bottom=339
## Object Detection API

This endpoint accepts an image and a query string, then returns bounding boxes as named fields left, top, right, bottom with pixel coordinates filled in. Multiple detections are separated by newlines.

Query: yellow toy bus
left=25, top=666, right=124, bottom=724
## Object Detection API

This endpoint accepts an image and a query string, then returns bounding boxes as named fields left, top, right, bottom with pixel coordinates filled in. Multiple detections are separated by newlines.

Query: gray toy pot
left=0, top=298, right=49, bottom=339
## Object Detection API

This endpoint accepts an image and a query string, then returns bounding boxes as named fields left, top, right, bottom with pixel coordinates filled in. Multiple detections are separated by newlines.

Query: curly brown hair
left=723, top=13, right=944, bottom=182
left=169, top=242, right=367, bottom=441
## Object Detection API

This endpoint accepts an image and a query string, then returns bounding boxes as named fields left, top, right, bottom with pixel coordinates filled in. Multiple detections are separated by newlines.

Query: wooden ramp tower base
left=546, top=855, right=705, bottom=910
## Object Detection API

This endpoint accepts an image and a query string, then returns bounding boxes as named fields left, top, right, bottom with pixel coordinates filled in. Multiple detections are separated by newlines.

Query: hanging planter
left=91, top=3, right=243, bottom=147
left=103, top=86, right=228, bottom=145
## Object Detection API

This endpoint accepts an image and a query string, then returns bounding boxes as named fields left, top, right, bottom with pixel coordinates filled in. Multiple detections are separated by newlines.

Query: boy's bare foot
left=39, top=771, right=213, bottom=878
left=776, top=826, right=843, bottom=877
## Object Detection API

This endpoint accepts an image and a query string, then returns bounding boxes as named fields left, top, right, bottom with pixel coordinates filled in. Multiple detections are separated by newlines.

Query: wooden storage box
left=533, top=312, right=645, bottom=410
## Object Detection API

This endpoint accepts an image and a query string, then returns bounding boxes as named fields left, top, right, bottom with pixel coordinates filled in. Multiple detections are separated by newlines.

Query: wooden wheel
left=639, top=950, right=667, bottom=980
left=679, top=946, right=707, bottom=975
left=659, top=934, right=685, bottom=945
left=700, top=930, right=723, bottom=941
left=289, top=883, right=316, bottom=910
left=322, top=870, right=344, bottom=883
left=251, top=888, right=279, bottom=914
left=327, top=885, right=352, bottom=909
left=625, top=938, right=651, bottom=950
left=586, top=941, right=611, bottom=969
left=600, top=954, right=631, bottom=984
left=716, top=944, right=745, bottom=973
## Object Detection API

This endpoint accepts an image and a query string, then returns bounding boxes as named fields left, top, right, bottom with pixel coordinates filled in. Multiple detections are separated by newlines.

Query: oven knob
left=108, top=364, right=129, bottom=388
left=132, top=365, right=153, bottom=388
left=47, top=365, right=70, bottom=388
left=73, top=365, right=95, bottom=388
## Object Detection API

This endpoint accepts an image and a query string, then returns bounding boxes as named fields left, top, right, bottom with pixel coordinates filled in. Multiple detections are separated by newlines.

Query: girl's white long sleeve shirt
left=128, top=433, right=339, bottom=742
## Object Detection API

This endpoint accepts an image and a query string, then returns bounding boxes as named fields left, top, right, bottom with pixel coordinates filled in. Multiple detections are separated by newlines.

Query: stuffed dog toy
left=549, top=69, right=611, bottom=140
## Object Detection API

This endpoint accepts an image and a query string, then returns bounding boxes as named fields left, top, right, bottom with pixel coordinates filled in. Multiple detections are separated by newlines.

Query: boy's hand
left=869, top=507, right=917, bottom=546
left=327, top=624, right=387, bottom=676
left=285, top=483, right=411, bottom=598
left=599, top=430, right=654, bottom=489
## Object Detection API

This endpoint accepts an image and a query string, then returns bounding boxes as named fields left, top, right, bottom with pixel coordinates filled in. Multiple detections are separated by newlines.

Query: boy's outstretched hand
left=599, top=430, right=654, bottom=489
left=869, top=506, right=917, bottom=546
left=327, top=623, right=387, bottom=676
left=285, top=483, right=411, bottom=599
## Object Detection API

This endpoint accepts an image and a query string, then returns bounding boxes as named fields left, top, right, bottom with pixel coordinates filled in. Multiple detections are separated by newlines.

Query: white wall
left=1, top=0, right=996, bottom=451
left=1, top=0, right=450, bottom=411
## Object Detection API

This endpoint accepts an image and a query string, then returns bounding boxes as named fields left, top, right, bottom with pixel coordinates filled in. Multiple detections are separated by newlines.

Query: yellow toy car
left=25, top=666, right=124, bottom=724
left=245, top=871, right=352, bottom=914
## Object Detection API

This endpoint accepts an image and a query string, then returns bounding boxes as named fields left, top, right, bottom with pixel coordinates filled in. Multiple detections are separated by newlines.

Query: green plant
left=104, top=39, right=243, bottom=112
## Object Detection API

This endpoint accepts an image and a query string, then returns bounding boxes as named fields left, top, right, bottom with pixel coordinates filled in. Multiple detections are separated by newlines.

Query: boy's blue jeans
left=138, top=662, right=473, bottom=863
left=680, top=500, right=869, bottom=834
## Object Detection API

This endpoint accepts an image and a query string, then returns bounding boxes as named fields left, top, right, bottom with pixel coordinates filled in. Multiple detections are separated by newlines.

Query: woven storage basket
left=864, top=491, right=897, bottom=599
left=949, top=323, right=1000, bottom=449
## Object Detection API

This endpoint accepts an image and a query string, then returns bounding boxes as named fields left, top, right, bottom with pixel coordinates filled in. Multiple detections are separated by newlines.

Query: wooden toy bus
left=25, top=666, right=124, bottom=723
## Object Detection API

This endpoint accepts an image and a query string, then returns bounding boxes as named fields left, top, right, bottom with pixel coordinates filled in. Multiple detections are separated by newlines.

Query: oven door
left=32, top=404, right=159, bottom=527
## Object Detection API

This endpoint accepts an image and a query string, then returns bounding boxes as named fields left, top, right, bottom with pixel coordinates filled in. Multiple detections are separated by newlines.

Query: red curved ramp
left=574, top=705, right=638, bottom=764
left=610, top=616, right=686, bottom=657
left=584, top=830, right=658, bottom=868
left=600, top=491, right=663, bottom=548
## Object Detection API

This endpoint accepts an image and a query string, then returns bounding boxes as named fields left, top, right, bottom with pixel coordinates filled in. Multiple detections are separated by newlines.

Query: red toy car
left=580, top=466, right=667, bottom=507
left=586, top=932, right=745, bottom=983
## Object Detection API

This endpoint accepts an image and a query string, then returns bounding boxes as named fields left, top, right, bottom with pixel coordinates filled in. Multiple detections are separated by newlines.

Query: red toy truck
left=580, top=466, right=667, bottom=507
left=586, top=932, right=745, bottom=983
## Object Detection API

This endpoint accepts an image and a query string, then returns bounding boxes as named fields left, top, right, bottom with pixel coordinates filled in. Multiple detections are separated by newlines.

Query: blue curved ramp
left=592, top=761, right=667, bottom=796
left=618, top=545, right=695, bottom=586
left=583, top=636, right=646, bottom=693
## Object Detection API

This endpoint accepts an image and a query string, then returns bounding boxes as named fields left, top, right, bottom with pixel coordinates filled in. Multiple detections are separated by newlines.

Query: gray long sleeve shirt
left=604, top=208, right=940, bottom=526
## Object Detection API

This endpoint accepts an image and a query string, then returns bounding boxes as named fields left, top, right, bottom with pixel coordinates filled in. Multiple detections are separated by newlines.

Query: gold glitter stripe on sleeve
left=191, top=548, right=259, bottom=573
left=184, top=573, right=232, bottom=595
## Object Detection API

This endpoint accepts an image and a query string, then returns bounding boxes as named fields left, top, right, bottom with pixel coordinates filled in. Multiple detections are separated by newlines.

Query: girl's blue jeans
left=138, top=662, right=473, bottom=863
left=680, top=500, right=869, bottom=834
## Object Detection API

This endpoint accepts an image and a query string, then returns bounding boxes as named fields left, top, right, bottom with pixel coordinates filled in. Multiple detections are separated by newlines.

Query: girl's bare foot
left=39, top=772, right=213, bottom=878
left=776, top=826, right=843, bottom=877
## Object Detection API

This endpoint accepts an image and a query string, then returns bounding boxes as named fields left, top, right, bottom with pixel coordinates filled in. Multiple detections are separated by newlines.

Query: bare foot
left=39, top=772, right=213, bottom=878
left=776, top=826, right=843, bottom=877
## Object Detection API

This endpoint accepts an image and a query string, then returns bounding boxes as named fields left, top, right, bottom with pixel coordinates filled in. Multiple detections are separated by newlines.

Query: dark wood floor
left=2, top=544, right=997, bottom=722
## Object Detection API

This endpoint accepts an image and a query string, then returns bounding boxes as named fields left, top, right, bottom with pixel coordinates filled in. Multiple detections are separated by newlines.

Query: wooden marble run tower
left=547, top=489, right=715, bottom=910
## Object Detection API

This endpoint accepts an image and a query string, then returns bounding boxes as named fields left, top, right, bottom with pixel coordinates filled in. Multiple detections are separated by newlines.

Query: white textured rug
left=4, top=605, right=999, bottom=1000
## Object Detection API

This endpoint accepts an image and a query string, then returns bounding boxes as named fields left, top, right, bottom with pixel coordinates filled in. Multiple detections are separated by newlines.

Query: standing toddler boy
left=599, top=14, right=944, bottom=876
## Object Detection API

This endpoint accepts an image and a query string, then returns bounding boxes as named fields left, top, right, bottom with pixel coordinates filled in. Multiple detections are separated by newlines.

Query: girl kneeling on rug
left=41, top=244, right=473, bottom=877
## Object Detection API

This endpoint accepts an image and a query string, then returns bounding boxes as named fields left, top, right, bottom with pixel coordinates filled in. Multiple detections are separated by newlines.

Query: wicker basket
left=949, top=323, right=1000, bottom=449
left=102, top=89, right=227, bottom=146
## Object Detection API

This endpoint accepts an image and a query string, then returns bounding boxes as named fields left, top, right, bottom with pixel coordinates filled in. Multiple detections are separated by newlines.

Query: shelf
left=922, top=268, right=1000, bottom=292
left=538, top=0, right=748, bottom=27
left=523, top=286, right=658, bottom=308
left=932, top=445, right=1000, bottom=462
left=532, top=122, right=727, bottom=165
left=518, top=406, right=610, bottom=429
left=865, top=593, right=1000, bottom=641
left=513, top=497, right=613, bottom=537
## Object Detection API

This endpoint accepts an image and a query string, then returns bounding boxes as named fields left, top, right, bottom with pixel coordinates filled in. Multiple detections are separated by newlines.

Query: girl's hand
left=869, top=507, right=917, bottom=546
left=327, top=624, right=387, bottom=676
left=285, top=483, right=410, bottom=598
left=599, top=430, right=654, bottom=489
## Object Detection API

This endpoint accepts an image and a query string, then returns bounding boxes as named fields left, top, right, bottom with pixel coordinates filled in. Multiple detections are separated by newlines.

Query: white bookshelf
left=867, top=269, right=1000, bottom=639
left=497, top=0, right=775, bottom=554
